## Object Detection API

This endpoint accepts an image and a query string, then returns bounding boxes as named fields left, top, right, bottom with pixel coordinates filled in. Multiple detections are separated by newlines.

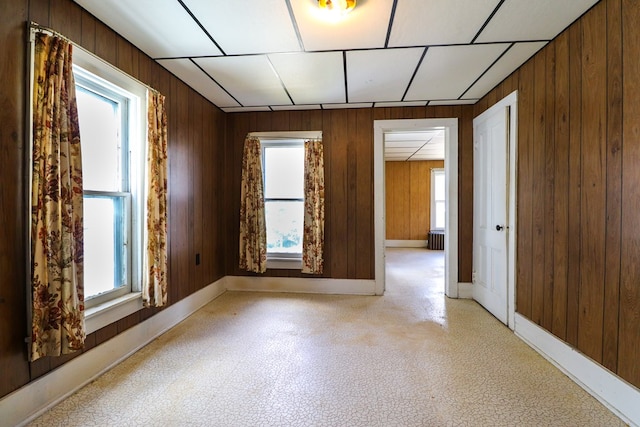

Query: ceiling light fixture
left=317, top=0, right=356, bottom=15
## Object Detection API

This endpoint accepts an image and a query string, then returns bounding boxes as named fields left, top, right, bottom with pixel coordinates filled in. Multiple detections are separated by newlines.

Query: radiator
left=427, top=231, right=445, bottom=250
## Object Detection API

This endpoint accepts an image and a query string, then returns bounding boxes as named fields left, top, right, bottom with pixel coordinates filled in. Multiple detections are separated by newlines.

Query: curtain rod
left=29, top=22, right=160, bottom=96
left=248, top=131, right=322, bottom=140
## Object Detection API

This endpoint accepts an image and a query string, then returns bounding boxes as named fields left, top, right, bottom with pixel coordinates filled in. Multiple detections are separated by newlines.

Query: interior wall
left=474, top=0, right=640, bottom=389
left=0, top=0, right=226, bottom=400
left=224, top=106, right=474, bottom=282
left=385, top=160, right=444, bottom=241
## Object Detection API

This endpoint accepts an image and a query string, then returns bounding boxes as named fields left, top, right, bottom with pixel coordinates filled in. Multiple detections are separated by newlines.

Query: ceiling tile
left=429, top=99, right=478, bottom=105
left=405, top=44, right=509, bottom=101
left=269, top=52, right=345, bottom=105
left=271, top=105, right=322, bottom=111
left=322, top=103, right=373, bottom=109
left=290, top=0, right=394, bottom=51
left=475, top=0, right=600, bottom=43
left=388, top=0, right=501, bottom=46
left=157, top=59, right=239, bottom=108
left=181, top=0, right=301, bottom=55
left=463, top=41, right=547, bottom=99
left=194, top=56, right=292, bottom=107
left=374, top=101, right=426, bottom=108
left=222, top=106, right=272, bottom=113
left=74, top=0, right=222, bottom=58
left=347, top=48, right=424, bottom=103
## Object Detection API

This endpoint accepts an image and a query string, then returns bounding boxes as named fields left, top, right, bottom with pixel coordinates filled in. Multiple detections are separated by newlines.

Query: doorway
left=373, top=118, right=459, bottom=297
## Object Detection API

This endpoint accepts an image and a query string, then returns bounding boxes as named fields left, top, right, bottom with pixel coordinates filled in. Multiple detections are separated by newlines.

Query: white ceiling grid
left=73, top=0, right=601, bottom=112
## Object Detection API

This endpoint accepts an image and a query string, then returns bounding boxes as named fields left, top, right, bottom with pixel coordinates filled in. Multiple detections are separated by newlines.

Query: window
left=72, top=53, right=146, bottom=312
left=431, top=168, right=445, bottom=230
left=262, top=140, right=305, bottom=268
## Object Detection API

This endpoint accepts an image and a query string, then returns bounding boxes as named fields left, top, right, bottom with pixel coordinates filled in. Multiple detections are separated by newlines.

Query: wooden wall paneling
left=94, top=323, right=118, bottom=346
left=317, top=110, right=331, bottom=277
left=288, top=110, right=302, bottom=130
left=202, top=103, right=214, bottom=283
left=29, top=0, right=50, bottom=27
left=169, top=79, right=191, bottom=303
left=542, top=41, right=556, bottom=331
left=0, top=0, right=31, bottom=398
left=458, top=106, right=474, bottom=283
left=190, top=92, right=203, bottom=292
left=385, top=162, right=400, bottom=239
left=552, top=31, right=570, bottom=340
left=409, top=162, right=429, bottom=240
left=116, top=312, right=140, bottom=334
left=602, top=0, right=623, bottom=373
left=565, top=20, right=583, bottom=348
left=515, top=58, right=535, bottom=318
left=577, top=1, right=607, bottom=364
left=93, top=19, right=117, bottom=66
left=346, top=109, right=358, bottom=278
left=80, top=9, right=95, bottom=52
left=49, top=0, right=82, bottom=42
left=328, top=110, right=348, bottom=278
left=355, top=108, right=373, bottom=278
left=116, top=38, right=138, bottom=78
left=531, top=52, right=547, bottom=325
left=270, top=110, right=290, bottom=131
left=228, top=113, right=249, bottom=275
left=618, top=0, right=640, bottom=388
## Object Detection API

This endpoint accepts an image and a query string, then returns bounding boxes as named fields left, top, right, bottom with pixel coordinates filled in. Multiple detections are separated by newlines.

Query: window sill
left=85, top=292, right=143, bottom=334
left=266, top=257, right=302, bottom=270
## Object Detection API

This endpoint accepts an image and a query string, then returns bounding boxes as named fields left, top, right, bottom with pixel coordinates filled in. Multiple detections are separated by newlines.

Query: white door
left=472, top=106, right=509, bottom=325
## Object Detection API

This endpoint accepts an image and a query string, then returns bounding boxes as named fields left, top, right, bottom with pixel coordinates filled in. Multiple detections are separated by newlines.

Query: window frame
left=431, top=168, right=446, bottom=231
left=71, top=46, right=147, bottom=331
left=74, top=68, right=135, bottom=308
left=261, top=139, right=305, bottom=269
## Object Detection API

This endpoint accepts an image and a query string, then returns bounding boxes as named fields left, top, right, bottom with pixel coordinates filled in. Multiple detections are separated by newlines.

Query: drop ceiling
left=73, top=0, right=600, bottom=113
left=385, top=129, right=445, bottom=162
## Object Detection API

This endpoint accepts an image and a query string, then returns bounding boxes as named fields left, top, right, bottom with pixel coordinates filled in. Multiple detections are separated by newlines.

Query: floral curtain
left=239, top=136, right=267, bottom=273
left=30, top=33, right=85, bottom=361
left=143, top=91, right=169, bottom=307
left=302, top=139, right=325, bottom=274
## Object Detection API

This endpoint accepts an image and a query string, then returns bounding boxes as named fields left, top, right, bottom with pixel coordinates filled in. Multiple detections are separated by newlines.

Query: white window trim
left=431, top=168, right=445, bottom=231
left=72, top=39, right=147, bottom=326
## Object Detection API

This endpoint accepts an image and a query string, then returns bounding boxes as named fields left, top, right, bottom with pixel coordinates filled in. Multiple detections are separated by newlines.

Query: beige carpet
left=28, top=248, right=624, bottom=426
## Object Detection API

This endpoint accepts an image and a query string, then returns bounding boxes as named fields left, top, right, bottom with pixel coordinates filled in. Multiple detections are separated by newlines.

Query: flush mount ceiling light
left=317, top=0, right=356, bottom=15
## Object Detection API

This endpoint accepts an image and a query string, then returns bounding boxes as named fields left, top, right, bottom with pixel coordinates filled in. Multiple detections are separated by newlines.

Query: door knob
left=496, top=225, right=504, bottom=231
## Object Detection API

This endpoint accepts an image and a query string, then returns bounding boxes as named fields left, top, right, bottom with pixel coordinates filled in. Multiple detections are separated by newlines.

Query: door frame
left=473, top=90, right=518, bottom=329
left=373, top=118, right=459, bottom=297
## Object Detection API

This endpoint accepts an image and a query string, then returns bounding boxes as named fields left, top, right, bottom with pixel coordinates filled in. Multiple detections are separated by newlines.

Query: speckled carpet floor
left=28, top=248, right=624, bottom=426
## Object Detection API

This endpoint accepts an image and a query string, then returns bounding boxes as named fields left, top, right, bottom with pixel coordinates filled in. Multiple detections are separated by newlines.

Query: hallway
left=27, top=248, right=623, bottom=426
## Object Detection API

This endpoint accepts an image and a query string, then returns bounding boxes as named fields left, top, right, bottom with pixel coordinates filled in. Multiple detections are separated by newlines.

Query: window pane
left=76, top=87, right=122, bottom=191
left=84, top=196, right=126, bottom=298
left=265, top=201, right=304, bottom=254
left=435, top=201, right=446, bottom=229
left=264, top=146, right=304, bottom=199
left=434, top=172, right=445, bottom=201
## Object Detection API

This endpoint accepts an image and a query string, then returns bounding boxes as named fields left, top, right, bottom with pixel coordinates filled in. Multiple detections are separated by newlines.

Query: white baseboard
left=2, top=278, right=227, bottom=427
left=457, top=282, right=473, bottom=299
left=226, top=276, right=376, bottom=295
left=385, top=240, right=428, bottom=248
left=515, top=313, right=640, bottom=427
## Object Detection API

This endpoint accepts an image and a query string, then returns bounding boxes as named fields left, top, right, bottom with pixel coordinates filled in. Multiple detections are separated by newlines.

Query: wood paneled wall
left=475, top=0, right=640, bottom=388
left=385, top=160, right=444, bottom=240
left=224, top=106, right=474, bottom=281
left=0, top=0, right=226, bottom=399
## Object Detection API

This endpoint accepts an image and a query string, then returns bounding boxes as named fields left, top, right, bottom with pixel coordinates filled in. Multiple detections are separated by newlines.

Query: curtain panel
left=239, top=136, right=267, bottom=273
left=302, top=139, right=325, bottom=274
left=143, top=91, right=169, bottom=307
left=30, top=33, right=85, bottom=361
